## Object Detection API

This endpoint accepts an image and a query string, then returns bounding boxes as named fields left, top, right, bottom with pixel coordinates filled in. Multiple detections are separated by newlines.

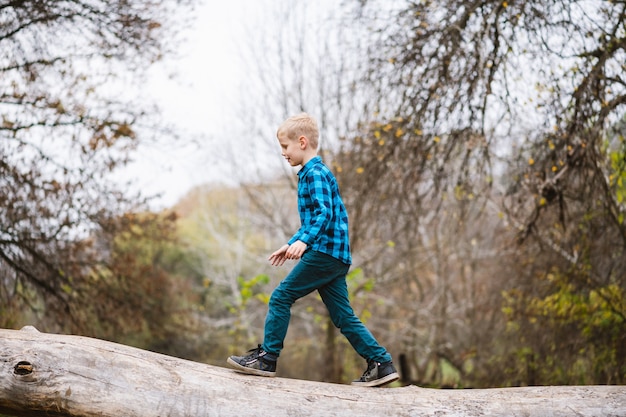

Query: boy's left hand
left=286, top=240, right=307, bottom=260
left=268, top=241, right=307, bottom=266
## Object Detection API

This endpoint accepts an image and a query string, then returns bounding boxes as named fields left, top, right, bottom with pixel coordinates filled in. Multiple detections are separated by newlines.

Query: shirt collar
left=297, top=155, right=321, bottom=178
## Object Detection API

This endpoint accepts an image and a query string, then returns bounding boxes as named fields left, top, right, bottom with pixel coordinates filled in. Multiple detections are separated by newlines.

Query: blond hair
left=277, top=113, right=319, bottom=149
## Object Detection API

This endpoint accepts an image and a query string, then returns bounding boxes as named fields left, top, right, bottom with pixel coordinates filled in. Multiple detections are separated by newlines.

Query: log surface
left=0, top=327, right=625, bottom=417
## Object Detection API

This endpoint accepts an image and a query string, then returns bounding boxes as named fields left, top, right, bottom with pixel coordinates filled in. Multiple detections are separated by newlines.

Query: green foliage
left=608, top=132, right=626, bottom=223
left=345, top=267, right=375, bottom=322
left=501, top=270, right=626, bottom=385
left=235, top=274, right=271, bottom=309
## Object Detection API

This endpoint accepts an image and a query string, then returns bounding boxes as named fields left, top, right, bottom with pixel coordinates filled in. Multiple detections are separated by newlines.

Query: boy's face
left=277, top=132, right=306, bottom=167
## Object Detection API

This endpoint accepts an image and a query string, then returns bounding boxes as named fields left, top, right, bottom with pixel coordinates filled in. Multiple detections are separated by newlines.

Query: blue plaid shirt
left=288, top=156, right=352, bottom=265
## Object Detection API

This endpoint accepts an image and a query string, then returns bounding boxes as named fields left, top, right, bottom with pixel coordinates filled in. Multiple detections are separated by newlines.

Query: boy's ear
left=299, top=135, right=307, bottom=149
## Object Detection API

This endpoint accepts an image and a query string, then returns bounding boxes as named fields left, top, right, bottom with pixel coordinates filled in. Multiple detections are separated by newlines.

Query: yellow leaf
left=395, top=128, right=404, bottom=137
left=356, top=167, right=364, bottom=174
left=434, top=136, right=440, bottom=143
left=528, top=158, right=535, bottom=165
left=256, top=294, right=270, bottom=304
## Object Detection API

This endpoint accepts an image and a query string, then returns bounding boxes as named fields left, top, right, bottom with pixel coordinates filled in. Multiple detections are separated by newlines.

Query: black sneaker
left=351, top=359, right=399, bottom=387
left=227, top=345, right=277, bottom=377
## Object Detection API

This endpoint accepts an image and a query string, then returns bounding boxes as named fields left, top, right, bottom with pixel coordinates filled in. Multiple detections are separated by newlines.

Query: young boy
left=226, top=113, right=399, bottom=387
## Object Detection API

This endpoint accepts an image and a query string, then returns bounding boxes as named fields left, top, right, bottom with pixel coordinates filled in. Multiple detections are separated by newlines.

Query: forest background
left=1, top=0, right=625, bottom=389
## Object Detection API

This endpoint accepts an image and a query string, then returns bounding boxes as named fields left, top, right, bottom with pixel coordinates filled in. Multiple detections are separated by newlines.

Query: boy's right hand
left=268, top=244, right=290, bottom=266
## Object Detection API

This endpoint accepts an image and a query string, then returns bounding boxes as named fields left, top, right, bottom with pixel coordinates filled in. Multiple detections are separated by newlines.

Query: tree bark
left=1, top=326, right=624, bottom=417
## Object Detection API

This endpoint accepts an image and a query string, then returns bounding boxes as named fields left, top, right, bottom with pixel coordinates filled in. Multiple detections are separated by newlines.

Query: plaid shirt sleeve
left=290, top=168, right=332, bottom=246
left=288, top=157, right=352, bottom=265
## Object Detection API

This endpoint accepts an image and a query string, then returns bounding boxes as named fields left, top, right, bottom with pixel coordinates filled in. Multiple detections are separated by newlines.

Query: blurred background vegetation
left=1, top=0, right=624, bottom=389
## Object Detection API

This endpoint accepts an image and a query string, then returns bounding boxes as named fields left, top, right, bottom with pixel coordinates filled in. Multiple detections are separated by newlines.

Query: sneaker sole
left=351, top=371, right=399, bottom=387
left=226, top=357, right=276, bottom=377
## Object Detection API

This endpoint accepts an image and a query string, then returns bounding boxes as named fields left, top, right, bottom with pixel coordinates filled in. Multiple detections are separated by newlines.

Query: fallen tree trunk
left=0, top=326, right=624, bottom=417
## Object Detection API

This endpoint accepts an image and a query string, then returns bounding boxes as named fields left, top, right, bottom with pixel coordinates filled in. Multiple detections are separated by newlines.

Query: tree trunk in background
left=1, top=327, right=624, bottom=417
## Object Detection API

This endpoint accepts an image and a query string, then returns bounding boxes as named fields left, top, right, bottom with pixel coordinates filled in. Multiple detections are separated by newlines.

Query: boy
left=227, top=113, right=399, bottom=387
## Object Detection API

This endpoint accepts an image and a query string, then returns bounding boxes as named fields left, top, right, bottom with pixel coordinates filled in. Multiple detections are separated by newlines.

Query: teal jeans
left=262, top=250, right=392, bottom=363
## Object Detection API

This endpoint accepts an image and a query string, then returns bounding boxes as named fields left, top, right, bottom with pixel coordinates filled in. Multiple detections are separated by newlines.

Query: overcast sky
left=119, top=0, right=345, bottom=210
left=120, top=0, right=265, bottom=209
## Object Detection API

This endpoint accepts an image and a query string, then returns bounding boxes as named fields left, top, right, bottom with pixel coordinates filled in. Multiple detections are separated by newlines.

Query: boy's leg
left=228, top=252, right=326, bottom=376
left=318, top=271, right=391, bottom=364
left=262, top=250, right=339, bottom=356
left=317, top=261, right=399, bottom=386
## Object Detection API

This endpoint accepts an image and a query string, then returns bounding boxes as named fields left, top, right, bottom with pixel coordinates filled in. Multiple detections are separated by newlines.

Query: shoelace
left=243, top=344, right=264, bottom=359
left=360, top=360, right=377, bottom=378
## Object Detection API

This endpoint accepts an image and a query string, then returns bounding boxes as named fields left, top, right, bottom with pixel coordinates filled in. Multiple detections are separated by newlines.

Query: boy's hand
left=268, top=244, right=289, bottom=266
left=268, top=241, right=307, bottom=266
left=286, top=240, right=307, bottom=260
